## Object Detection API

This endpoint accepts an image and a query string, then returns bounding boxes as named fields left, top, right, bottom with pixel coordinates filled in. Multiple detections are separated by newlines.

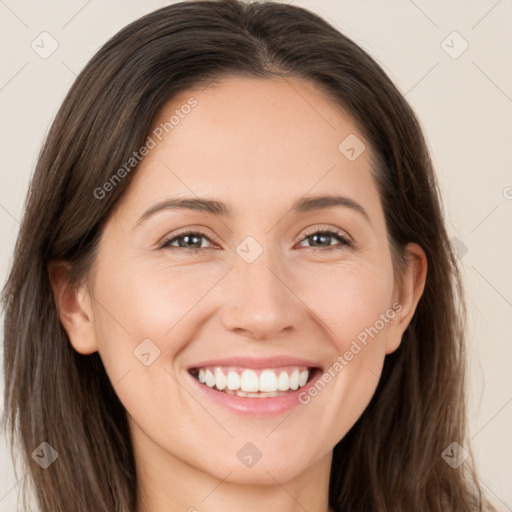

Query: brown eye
left=297, top=229, right=352, bottom=253
left=160, top=231, right=213, bottom=252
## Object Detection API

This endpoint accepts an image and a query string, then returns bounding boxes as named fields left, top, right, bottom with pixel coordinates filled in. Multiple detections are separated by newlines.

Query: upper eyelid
left=300, top=225, right=350, bottom=240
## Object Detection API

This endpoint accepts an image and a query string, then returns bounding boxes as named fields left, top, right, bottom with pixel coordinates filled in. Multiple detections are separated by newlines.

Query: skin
left=49, top=76, right=427, bottom=512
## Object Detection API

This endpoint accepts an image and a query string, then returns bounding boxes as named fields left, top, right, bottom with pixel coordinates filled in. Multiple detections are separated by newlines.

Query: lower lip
left=186, top=369, right=323, bottom=416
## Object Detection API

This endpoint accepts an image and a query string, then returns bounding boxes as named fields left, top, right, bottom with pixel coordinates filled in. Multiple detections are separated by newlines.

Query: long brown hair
left=1, top=1, right=496, bottom=510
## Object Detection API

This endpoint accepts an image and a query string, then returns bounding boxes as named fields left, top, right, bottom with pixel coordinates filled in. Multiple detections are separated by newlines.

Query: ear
left=385, top=243, right=427, bottom=355
left=47, top=260, right=99, bottom=355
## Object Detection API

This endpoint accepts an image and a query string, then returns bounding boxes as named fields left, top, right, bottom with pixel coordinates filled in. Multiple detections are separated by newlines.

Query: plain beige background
left=0, top=0, right=511, bottom=510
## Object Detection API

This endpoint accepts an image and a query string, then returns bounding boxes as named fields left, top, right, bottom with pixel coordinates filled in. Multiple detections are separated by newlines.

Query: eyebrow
left=134, top=194, right=371, bottom=228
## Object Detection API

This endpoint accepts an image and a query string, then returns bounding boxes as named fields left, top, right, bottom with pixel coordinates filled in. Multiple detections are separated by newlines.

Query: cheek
left=292, top=260, right=393, bottom=429
left=88, top=259, right=231, bottom=426
left=88, top=262, right=203, bottom=427
left=92, top=259, right=217, bottom=350
left=296, top=258, right=394, bottom=351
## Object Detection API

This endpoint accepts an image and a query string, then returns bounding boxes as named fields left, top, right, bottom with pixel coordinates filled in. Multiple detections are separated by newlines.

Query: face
left=55, top=76, right=425, bottom=489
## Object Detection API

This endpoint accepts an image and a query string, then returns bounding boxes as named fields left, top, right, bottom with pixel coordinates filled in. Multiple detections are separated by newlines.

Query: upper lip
left=188, top=356, right=323, bottom=370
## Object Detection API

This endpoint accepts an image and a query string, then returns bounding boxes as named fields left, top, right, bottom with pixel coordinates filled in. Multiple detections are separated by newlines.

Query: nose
left=219, top=250, right=306, bottom=341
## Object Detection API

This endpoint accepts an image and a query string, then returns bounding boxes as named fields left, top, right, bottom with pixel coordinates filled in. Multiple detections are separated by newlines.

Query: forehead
left=117, top=75, right=380, bottom=220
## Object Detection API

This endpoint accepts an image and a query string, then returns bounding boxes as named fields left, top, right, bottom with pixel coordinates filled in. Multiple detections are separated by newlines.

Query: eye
left=296, top=228, right=352, bottom=253
left=159, top=230, right=214, bottom=253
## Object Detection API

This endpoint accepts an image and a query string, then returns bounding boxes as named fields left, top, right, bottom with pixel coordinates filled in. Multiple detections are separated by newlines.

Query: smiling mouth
left=189, top=366, right=321, bottom=398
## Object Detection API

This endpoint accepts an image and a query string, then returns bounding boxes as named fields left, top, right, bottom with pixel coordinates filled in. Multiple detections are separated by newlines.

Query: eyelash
left=159, top=227, right=352, bottom=255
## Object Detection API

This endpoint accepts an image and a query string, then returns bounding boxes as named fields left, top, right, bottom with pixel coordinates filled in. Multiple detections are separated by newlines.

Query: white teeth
left=277, top=371, right=290, bottom=391
left=240, top=369, right=259, bottom=392
left=194, top=366, right=312, bottom=394
left=259, top=370, right=278, bottom=392
left=227, top=371, right=240, bottom=390
left=214, top=368, right=227, bottom=390
left=205, top=370, right=215, bottom=388
left=290, top=369, right=299, bottom=390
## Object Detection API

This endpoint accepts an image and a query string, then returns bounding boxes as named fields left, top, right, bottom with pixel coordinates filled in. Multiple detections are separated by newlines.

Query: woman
left=1, top=0, right=497, bottom=510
